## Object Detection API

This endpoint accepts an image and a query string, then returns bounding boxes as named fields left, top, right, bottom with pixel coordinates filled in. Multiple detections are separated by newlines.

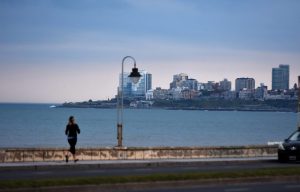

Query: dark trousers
left=68, top=138, right=77, bottom=155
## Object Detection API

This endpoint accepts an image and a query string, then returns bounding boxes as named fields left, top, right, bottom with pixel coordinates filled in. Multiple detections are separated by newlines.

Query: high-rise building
left=235, top=78, right=255, bottom=91
left=220, top=78, right=232, bottom=91
left=132, top=71, right=152, bottom=96
left=272, top=64, right=289, bottom=90
left=119, top=72, right=132, bottom=97
left=119, top=70, right=152, bottom=97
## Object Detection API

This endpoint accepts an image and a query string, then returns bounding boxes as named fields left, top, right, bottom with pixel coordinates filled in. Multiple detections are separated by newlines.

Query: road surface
left=131, top=182, right=300, bottom=192
left=0, top=157, right=298, bottom=180
left=0, top=157, right=299, bottom=192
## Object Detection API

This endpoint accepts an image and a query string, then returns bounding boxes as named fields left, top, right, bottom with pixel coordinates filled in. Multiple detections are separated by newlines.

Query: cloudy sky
left=0, top=0, right=299, bottom=103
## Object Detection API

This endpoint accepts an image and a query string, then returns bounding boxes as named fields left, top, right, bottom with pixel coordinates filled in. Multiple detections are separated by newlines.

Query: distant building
left=197, top=82, right=205, bottom=91
left=235, top=78, right=255, bottom=91
left=184, top=79, right=198, bottom=91
left=119, top=72, right=132, bottom=97
left=219, top=78, right=231, bottom=91
left=272, top=64, right=289, bottom=90
left=119, top=70, right=152, bottom=98
left=170, top=73, right=189, bottom=89
left=153, top=87, right=171, bottom=100
left=223, top=91, right=237, bottom=100
left=145, top=89, right=154, bottom=100
left=170, top=87, right=183, bottom=100
left=132, top=71, right=152, bottom=97
left=203, top=81, right=216, bottom=91
left=265, top=91, right=291, bottom=100
left=181, top=89, right=199, bottom=100
left=255, top=83, right=268, bottom=100
left=238, top=89, right=254, bottom=100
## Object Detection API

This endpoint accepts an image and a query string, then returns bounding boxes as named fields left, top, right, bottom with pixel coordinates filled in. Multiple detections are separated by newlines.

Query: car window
left=288, top=131, right=300, bottom=141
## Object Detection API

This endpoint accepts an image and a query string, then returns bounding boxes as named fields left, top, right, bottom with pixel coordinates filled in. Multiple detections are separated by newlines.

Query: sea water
left=0, top=104, right=297, bottom=148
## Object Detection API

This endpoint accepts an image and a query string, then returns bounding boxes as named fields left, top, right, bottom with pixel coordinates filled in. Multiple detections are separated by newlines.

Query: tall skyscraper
left=119, top=70, right=152, bottom=97
left=119, top=72, right=132, bottom=97
left=132, top=71, right=152, bottom=96
left=235, top=78, right=255, bottom=91
left=272, top=64, right=289, bottom=90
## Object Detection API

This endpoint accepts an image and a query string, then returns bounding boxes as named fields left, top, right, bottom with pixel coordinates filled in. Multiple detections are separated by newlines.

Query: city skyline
left=1, top=0, right=300, bottom=103
left=119, top=70, right=152, bottom=97
left=138, top=65, right=294, bottom=93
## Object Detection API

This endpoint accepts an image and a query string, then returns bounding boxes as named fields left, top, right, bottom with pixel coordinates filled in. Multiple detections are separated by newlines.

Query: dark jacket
left=65, top=123, right=80, bottom=138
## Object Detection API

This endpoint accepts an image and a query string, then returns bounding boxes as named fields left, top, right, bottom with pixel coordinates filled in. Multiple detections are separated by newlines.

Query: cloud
left=1, top=30, right=299, bottom=68
left=1, top=0, right=300, bottom=102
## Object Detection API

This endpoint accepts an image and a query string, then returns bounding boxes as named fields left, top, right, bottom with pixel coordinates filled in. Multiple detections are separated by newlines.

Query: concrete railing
left=0, top=145, right=278, bottom=163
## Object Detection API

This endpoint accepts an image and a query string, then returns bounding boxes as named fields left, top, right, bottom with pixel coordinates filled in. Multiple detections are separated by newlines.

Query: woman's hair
left=68, top=116, right=74, bottom=125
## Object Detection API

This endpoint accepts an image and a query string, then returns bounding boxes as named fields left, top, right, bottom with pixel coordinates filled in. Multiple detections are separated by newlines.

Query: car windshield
left=288, top=131, right=300, bottom=141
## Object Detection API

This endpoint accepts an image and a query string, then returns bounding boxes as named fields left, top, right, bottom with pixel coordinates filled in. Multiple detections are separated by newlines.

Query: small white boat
left=49, top=105, right=56, bottom=108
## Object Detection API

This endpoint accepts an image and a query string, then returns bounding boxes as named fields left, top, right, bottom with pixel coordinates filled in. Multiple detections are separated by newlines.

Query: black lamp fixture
left=129, top=64, right=142, bottom=84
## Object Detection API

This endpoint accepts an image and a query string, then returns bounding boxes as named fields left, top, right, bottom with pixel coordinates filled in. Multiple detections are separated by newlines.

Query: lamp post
left=117, top=56, right=141, bottom=147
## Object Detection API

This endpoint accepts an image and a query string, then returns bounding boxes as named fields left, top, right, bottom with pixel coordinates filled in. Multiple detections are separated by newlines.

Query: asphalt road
left=131, top=182, right=300, bottom=192
left=0, top=159, right=299, bottom=181
left=1, top=159, right=300, bottom=192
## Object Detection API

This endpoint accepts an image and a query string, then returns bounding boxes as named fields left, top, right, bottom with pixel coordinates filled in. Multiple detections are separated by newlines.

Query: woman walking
left=65, top=116, right=80, bottom=163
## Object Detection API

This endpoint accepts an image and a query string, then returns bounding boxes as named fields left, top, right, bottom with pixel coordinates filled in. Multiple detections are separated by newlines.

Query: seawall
left=0, top=145, right=277, bottom=163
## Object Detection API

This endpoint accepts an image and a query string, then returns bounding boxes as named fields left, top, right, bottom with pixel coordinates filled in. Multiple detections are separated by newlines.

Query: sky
left=0, top=0, right=300, bottom=103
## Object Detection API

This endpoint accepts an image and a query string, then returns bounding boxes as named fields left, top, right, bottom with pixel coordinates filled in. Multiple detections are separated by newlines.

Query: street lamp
left=117, top=56, right=141, bottom=147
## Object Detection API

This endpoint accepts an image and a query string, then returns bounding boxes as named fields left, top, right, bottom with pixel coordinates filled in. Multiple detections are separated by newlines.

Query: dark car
left=278, top=130, right=300, bottom=162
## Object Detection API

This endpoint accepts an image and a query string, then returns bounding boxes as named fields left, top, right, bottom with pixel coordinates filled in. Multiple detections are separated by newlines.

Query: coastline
left=163, top=108, right=296, bottom=113
left=59, top=104, right=296, bottom=113
left=59, top=99, right=297, bottom=113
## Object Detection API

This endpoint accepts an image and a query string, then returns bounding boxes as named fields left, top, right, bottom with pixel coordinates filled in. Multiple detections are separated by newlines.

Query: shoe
left=65, top=155, right=68, bottom=163
left=74, top=159, right=79, bottom=163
